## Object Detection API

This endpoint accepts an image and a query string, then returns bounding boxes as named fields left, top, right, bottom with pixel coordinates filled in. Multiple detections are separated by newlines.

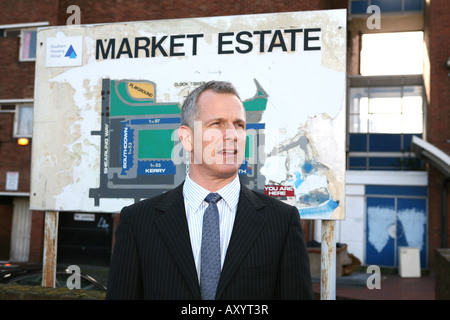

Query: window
left=14, top=105, right=33, bottom=137
left=360, top=32, right=424, bottom=76
left=19, top=29, right=37, bottom=61
left=347, top=79, right=424, bottom=171
left=0, top=22, right=48, bottom=61
left=349, top=0, right=424, bottom=15
left=349, top=85, right=423, bottom=134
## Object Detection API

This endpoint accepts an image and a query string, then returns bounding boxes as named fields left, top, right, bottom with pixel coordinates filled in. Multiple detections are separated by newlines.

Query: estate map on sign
left=31, top=10, right=347, bottom=219
left=89, top=78, right=268, bottom=205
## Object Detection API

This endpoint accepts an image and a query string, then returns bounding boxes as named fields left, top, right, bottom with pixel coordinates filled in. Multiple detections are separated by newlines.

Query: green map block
left=138, top=129, right=175, bottom=159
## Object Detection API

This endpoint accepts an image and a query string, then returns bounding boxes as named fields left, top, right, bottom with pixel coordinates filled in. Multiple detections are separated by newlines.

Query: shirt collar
left=183, top=174, right=241, bottom=213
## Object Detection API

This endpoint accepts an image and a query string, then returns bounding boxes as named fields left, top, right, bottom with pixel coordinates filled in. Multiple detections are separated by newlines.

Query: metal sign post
left=42, top=211, right=59, bottom=288
left=320, top=220, right=336, bottom=300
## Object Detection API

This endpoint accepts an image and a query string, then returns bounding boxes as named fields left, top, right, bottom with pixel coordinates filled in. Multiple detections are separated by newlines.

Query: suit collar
left=154, top=183, right=202, bottom=299
left=155, top=182, right=184, bottom=212
left=239, top=183, right=266, bottom=210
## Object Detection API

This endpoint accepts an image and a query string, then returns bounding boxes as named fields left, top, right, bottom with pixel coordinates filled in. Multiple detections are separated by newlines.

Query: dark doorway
left=57, top=212, right=113, bottom=266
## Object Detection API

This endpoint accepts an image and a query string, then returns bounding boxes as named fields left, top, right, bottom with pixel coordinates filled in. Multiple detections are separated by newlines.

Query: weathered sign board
left=31, top=10, right=346, bottom=219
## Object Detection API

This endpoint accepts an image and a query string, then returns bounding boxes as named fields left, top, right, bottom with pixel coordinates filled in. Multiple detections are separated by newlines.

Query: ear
left=178, top=125, right=193, bottom=152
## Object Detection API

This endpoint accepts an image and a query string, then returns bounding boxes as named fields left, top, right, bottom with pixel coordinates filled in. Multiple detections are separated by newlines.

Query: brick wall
left=427, top=0, right=450, bottom=155
left=0, top=37, right=35, bottom=99
left=425, top=0, right=450, bottom=269
left=0, top=0, right=59, bottom=100
left=435, top=248, right=450, bottom=299
left=56, top=0, right=345, bottom=25
left=0, top=113, right=32, bottom=193
left=28, top=211, right=44, bottom=263
left=0, top=0, right=59, bottom=25
left=427, top=168, right=450, bottom=270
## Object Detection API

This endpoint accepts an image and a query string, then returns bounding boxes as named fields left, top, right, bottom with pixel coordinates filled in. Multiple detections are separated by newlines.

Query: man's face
left=189, top=90, right=246, bottom=180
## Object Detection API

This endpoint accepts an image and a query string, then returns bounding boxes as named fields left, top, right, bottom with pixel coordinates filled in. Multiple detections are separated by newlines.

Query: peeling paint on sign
left=31, top=10, right=346, bottom=219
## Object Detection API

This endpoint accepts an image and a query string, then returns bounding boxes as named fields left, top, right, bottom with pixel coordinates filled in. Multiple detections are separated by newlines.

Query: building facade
left=0, top=0, right=448, bottom=271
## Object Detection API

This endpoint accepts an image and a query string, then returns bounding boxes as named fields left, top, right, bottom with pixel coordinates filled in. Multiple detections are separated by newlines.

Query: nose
left=224, top=124, right=238, bottom=141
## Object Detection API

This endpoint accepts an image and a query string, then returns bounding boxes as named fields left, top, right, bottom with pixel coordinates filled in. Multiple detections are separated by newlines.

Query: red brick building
left=0, top=0, right=448, bottom=271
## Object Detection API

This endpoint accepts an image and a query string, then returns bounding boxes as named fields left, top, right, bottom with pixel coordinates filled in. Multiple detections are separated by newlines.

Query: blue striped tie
left=200, top=193, right=222, bottom=300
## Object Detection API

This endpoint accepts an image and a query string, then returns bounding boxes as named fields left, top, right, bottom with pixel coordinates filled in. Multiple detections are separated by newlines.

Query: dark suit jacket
left=106, top=182, right=313, bottom=300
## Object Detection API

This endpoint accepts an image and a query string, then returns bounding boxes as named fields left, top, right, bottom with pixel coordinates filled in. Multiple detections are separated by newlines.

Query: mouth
left=220, top=149, right=237, bottom=155
left=218, top=146, right=238, bottom=156
left=217, top=148, right=239, bottom=165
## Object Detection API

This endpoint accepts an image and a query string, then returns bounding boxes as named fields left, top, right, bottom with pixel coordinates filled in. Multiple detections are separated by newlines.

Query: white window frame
left=13, top=104, right=34, bottom=138
left=19, top=28, right=38, bottom=62
left=0, top=22, right=48, bottom=62
left=348, top=85, right=424, bottom=134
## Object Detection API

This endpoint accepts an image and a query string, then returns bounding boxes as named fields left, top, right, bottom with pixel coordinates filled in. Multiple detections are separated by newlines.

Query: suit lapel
left=154, top=183, right=201, bottom=299
left=216, top=185, right=266, bottom=299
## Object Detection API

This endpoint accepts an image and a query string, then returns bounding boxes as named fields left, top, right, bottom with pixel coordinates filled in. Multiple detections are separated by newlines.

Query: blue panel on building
left=366, top=195, right=427, bottom=267
left=404, top=0, right=424, bottom=11
left=366, top=185, right=427, bottom=196
left=369, top=157, right=399, bottom=169
left=372, top=0, right=402, bottom=12
left=349, top=157, right=367, bottom=168
left=370, top=134, right=402, bottom=152
left=397, top=198, right=427, bottom=267
left=403, top=133, right=422, bottom=151
left=366, top=197, right=396, bottom=266
left=350, top=1, right=369, bottom=14
left=349, top=134, right=367, bottom=152
left=349, top=133, right=423, bottom=170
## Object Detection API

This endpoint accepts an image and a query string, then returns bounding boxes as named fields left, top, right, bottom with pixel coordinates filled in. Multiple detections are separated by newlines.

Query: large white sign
left=31, top=10, right=347, bottom=219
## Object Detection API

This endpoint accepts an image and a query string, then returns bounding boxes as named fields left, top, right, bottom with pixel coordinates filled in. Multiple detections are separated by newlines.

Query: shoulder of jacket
left=242, top=185, right=297, bottom=213
left=119, top=186, right=178, bottom=219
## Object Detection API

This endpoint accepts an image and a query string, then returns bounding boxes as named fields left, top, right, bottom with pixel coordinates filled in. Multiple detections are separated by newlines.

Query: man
left=106, top=81, right=313, bottom=300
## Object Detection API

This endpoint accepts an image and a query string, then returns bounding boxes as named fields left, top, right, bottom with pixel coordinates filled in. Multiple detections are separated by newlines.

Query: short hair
left=180, top=80, right=242, bottom=128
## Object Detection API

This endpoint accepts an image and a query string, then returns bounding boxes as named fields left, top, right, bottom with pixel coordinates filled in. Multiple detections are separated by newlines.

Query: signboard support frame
left=320, top=219, right=336, bottom=300
left=42, top=211, right=59, bottom=288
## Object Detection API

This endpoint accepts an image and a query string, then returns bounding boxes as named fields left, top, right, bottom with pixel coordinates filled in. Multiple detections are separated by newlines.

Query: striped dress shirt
left=183, top=174, right=240, bottom=282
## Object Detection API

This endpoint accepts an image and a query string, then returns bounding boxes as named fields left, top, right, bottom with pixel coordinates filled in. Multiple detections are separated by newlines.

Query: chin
left=217, top=165, right=240, bottom=176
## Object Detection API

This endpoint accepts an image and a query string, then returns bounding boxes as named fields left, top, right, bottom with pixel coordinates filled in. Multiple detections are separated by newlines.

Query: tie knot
left=205, top=193, right=221, bottom=204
